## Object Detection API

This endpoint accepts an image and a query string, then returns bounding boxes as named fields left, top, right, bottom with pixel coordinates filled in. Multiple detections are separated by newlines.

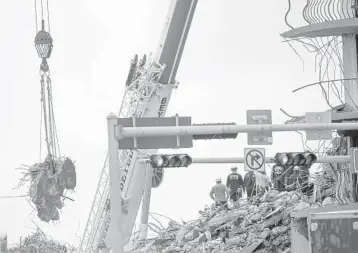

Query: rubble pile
left=24, top=156, right=76, bottom=222
left=128, top=190, right=330, bottom=253
left=8, top=229, right=75, bottom=253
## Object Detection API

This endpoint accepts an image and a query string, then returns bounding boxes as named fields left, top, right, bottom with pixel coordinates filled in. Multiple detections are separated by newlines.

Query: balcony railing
left=302, top=0, right=357, bottom=25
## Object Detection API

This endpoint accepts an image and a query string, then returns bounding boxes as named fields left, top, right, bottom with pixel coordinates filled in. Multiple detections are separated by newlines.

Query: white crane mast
left=78, top=1, right=198, bottom=252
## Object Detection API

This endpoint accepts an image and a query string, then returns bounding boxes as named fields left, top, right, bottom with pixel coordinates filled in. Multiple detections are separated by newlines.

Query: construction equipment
left=16, top=0, right=76, bottom=223
left=78, top=1, right=198, bottom=252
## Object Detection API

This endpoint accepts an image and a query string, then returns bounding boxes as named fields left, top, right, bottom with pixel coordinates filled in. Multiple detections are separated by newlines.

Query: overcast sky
left=0, top=0, right=343, bottom=247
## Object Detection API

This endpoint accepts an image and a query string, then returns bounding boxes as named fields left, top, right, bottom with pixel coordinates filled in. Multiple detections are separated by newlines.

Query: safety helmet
left=231, top=166, right=238, bottom=171
left=273, top=165, right=283, bottom=175
left=216, top=178, right=222, bottom=183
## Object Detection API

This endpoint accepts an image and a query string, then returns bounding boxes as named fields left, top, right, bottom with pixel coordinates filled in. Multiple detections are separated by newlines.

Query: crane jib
left=78, top=0, right=199, bottom=251
left=158, top=97, right=168, bottom=117
left=120, top=150, right=134, bottom=191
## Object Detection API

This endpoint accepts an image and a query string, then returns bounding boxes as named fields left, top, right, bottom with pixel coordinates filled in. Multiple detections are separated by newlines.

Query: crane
left=78, top=1, right=198, bottom=252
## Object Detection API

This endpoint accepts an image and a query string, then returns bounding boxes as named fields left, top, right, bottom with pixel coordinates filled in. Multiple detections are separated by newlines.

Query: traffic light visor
left=275, top=153, right=289, bottom=165
left=178, top=154, right=192, bottom=167
left=293, top=153, right=305, bottom=165
left=150, top=155, right=168, bottom=168
left=303, top=153, right=317, bottom=165
left=168, top=155, right=181, bottom=167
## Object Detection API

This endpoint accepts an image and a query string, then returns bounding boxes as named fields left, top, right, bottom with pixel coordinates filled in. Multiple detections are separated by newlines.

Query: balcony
left=281, top=0, right=358, bottom=39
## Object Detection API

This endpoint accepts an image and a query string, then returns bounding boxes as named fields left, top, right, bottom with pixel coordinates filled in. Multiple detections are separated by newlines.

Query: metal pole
left=118, top=122, right=358, bottom=138
left=342, top=2, right=358, bottom=202
left=192, top=156, right=350, bottom=164
left=138, top=164, right=153, bottom=241
left=106, top=113, right=124, bottom=253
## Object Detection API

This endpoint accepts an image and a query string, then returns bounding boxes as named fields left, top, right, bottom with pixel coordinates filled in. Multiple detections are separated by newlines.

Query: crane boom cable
left=34, top=0, right=38, bottom=32
left=40, top=75, right=52, bottom=156
left=39, top=94, right=43, bottom=162
left=40, top=0, right=44, bottom=21
left=46, top=0, right=51, bottom=33
left=51, top=80, right=61, bottom=157
left=46, top=75, right=56, bottom=156
left=35, top=0, right=57, bottom=159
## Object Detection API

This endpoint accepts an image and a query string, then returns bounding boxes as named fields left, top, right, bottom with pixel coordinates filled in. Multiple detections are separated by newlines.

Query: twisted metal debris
left=127, top=189, right=338, bottom=253
left=16, top=156, right=76, bottom=222
left=8, top=228, right=76, bottom=253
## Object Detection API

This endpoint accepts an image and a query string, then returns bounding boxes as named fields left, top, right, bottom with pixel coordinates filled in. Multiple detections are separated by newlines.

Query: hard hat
left=216, top=178, right=222, bottom=183
left=231, top=166, right=238, bottom=171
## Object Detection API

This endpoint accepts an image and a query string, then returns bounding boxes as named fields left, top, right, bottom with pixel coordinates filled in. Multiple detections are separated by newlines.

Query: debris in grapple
left=15, top=1, right=76, bottom=222
left=28, top=156, right=76, bottom=222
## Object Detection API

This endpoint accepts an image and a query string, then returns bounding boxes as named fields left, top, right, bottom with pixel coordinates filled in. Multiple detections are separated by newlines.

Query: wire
left=285, top=0, right=294, bottom=29
left=292, top=78, right=358, bottom=93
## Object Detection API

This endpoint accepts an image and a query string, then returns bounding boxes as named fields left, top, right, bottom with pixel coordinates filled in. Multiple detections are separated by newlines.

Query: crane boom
left=78, top=1, right=198, bottom=252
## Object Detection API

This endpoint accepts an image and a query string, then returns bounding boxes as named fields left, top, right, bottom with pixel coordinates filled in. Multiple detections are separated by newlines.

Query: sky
left=0, top=0, right=345, bottom=248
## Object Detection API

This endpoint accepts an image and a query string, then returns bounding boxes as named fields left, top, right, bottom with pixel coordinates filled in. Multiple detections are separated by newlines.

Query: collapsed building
left=127, top=189, right=340, bottom=253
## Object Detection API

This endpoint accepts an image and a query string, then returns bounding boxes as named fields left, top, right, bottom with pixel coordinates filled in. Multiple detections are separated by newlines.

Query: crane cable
left=34, top=0, right=60, bottom=171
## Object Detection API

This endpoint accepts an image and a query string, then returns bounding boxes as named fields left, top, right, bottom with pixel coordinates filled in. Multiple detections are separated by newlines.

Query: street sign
left=246, top=110, right=273, bottom=145
left=117, top=117, right=193, bottom=149
left=305, top=111, right=332, bottom=140
left=244, top=148, right=265, bottom=172
left=350, top=148, right=358, bottom=174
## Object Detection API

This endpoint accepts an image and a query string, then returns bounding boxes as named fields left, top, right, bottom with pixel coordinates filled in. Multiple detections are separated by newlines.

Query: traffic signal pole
left=116, top=122, right=358, bottom=138
left=106, top=113, right=124, bottom=253
left=138, top=164, right=153, bottom=241
left=191, top=156, right=350, bottom=164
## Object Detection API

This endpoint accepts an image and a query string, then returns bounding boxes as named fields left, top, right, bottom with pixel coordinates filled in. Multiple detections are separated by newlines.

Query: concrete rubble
left=128, top=190, right=337, bottom=253
left=8, top=228, right=76, bottom=253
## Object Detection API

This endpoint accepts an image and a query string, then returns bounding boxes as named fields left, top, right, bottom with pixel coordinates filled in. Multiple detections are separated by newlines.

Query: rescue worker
left=210, top=178, right=230, bottom=210
left=287, top=165, right=314, bottom=196
left=226, top=166, right=244, bottom=206
left=271, top=165, right=286, bottom=191
left=244, top=171, right=256, bottom=198
left=254, top=170, right=271, bottom=196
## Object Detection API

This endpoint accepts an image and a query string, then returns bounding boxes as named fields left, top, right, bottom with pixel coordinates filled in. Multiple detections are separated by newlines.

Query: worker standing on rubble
left=254, top=170, right=272, bottom=196
left=226, top=166, right=244, bottom=206
left=271, top=165, right=286, bottom=191
left=210, top=178, right=230, bottom=210
left=244, top=171, right=256, bottom=199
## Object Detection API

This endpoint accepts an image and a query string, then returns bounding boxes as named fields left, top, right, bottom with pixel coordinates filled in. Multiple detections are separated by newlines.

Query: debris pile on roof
left=17, top=156, right=76, bottom=222
left=8, top=228, right=76, bottom=253
left=128, top=190, right=334, bottom=253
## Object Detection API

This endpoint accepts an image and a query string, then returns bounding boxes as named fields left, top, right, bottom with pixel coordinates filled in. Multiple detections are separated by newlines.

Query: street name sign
left=305, top=111, right=332, bottom=140
left=246, top=110, right=273, bottom=145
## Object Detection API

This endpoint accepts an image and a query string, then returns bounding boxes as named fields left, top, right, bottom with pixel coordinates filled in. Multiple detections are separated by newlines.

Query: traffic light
left=274, top=152, right=317, bottom=166
left=149, top=154, right=193, bottom=168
